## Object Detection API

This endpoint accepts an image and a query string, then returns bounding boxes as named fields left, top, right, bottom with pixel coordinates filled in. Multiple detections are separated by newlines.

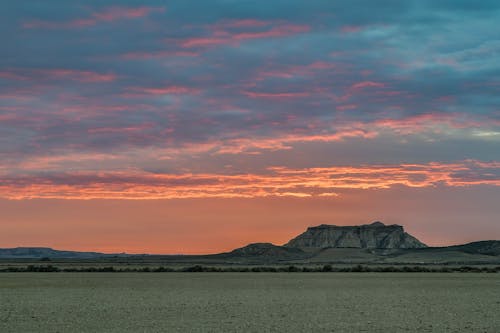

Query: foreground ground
left=0, top=273, right=499, bottom=332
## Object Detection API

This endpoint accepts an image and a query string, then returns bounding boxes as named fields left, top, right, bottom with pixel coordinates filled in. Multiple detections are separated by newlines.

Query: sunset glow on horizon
left=1, top=1, right=499, bottom=253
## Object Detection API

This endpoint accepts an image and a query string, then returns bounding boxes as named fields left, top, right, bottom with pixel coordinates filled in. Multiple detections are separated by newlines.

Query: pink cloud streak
left=341, top=25, right=363, bottom=34
left=23, top=6, right=165, bottom=29
left=255, top=61, right=337, bottom=80
left=351, top=81, right=386, bottom=89
left=0, top=68, right=116, bottom=83
left=121, top=50, right=198, bottom=60
left=180, top=22, right=310, bottom=48
left=242, top=91, right=310, bottom=99
left=124, top=85, right=200, bottom=96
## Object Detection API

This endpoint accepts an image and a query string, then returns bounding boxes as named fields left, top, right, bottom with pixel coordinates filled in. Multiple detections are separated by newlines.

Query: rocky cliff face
left=285, top=221, right=427, bottom=249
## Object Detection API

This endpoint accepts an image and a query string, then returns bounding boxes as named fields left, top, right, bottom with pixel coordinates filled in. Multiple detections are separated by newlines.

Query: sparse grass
left=0, top=273, right=499, bottom=332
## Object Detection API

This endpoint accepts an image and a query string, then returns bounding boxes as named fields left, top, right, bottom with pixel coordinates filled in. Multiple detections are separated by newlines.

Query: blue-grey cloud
left=0, top=0, right=499, bottom=189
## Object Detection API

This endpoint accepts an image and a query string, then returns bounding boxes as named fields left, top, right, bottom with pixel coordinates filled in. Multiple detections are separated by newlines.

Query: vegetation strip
left=1, top=264, right=499, bottom=273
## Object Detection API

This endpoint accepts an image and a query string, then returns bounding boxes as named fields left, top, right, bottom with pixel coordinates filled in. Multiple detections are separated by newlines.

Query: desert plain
left=0, top=272, right=499, bottom=332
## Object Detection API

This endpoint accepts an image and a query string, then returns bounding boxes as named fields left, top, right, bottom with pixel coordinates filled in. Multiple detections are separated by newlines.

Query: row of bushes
left=1, top=264, right=499, bottom=273
left=183, top=264, right=500, bottom=273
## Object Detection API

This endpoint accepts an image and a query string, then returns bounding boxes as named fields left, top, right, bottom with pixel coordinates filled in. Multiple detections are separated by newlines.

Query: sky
left=1, top=1, right=499, bottom=254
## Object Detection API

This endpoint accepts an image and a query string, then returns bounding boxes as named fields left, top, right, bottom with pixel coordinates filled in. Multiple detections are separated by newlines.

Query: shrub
left=184, top=265, right=204, bottom=272
left=322, top=264, right=333, bottom=272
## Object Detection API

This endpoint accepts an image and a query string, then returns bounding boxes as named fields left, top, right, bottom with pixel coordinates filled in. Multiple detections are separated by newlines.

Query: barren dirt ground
left=0, top=273, right=499, bottom=332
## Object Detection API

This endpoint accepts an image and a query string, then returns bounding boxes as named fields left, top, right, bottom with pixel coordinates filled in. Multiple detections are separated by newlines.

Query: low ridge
left=225, top=243, right=306, bottom=259
left=0, top=247, right=126, bottom=259
left=285, top=221, right=427, bottom=249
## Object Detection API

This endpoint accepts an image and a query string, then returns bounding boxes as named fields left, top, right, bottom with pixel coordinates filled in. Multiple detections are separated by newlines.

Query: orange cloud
left=1, top=160, right=498, bottom=200
left=87, top=123, right=154, bottom=134
left=372, top=113, right=499, bottom=135
left=124, top=85, right=200, bottom=97
left=215, top=129, right=378, bottom=154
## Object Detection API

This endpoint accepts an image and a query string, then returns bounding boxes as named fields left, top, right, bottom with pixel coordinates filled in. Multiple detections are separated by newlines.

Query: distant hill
left=216, top=243, right=308, bottom=262
left=0, top=247, right=124, bottom=259
left=447, top=241, right=500, bottom=256
left=219, top=241, right=500, bottom=265
left=225, top=243, right=305, bottom=258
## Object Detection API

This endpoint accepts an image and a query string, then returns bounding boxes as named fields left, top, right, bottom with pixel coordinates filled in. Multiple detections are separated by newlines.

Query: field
left=0, top=273, right=499, bottom=332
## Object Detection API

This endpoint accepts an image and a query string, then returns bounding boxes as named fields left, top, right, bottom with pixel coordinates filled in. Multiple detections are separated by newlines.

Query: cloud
left=242, top=91, right=310, bottom=99
left=0, top=0, right=499, bottom=193
left=341, top=25, right=363, bottom=34
left=350, top=81, right=385, bottom=90
left=179, top=21, right=310, bottom=48
left=254, top=61, right=337, bottom=80
left=121, top=50, right=198, bottom=60
left=124, top=85, right=200, bottom=96
left=0, top=69, right=116, bottom=83
left=0, top=160, right=498, bottom=200
left=23, top=6, right=165, bottom=29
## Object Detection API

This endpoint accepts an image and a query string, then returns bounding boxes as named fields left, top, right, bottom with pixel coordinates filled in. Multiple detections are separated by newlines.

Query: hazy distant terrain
left=0, top=273, right=498, bottom=332
left=219, top=240, right=500, bottom=265
left=2, top=222, right=499, bottom=266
